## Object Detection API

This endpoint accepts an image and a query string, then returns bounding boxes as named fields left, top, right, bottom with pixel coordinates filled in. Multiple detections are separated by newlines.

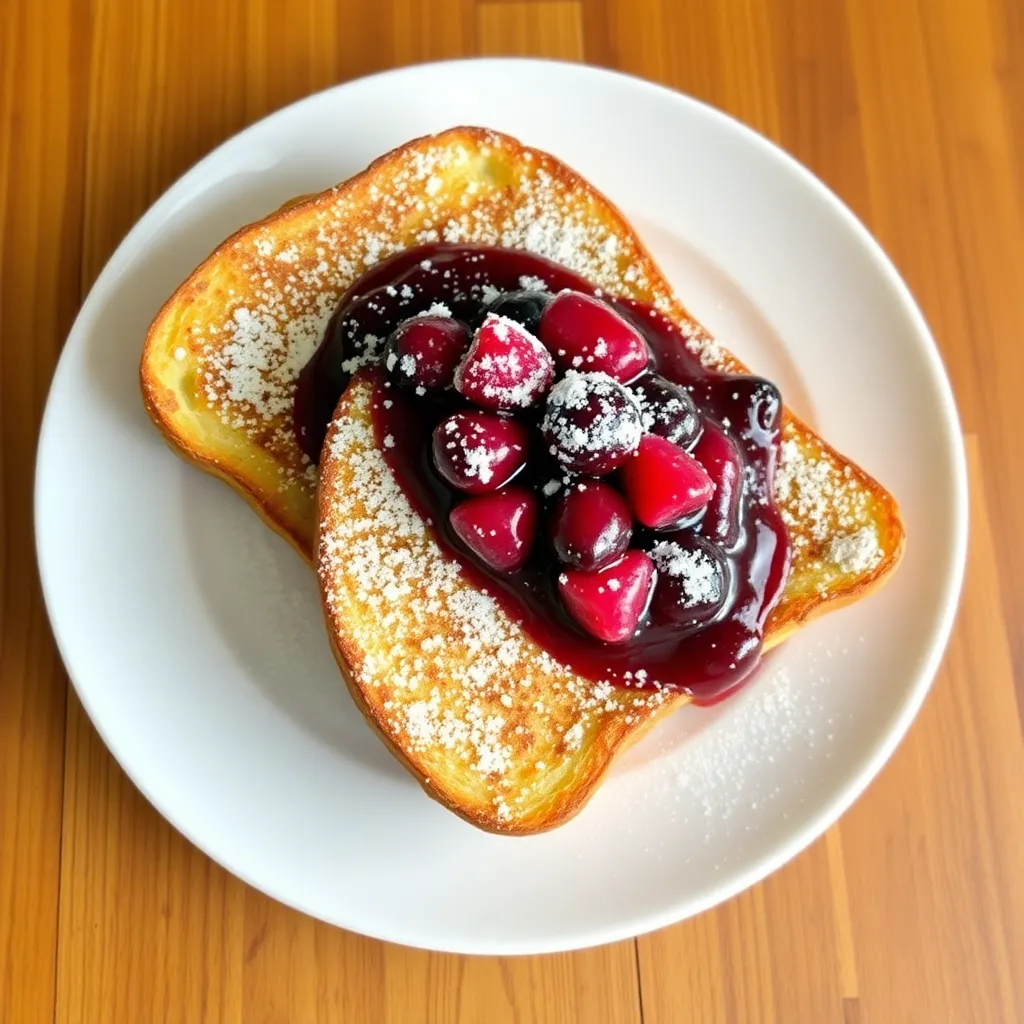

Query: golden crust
left=140, top=126, right=905, bottom=833
left=316, top=376, right=678, bottom=834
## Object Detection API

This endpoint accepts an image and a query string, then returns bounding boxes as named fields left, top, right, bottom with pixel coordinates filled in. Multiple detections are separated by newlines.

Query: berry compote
left=294, top=244, right=791, bottom=704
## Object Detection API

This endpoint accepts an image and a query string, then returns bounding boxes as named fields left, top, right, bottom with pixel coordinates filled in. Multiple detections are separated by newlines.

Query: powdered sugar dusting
left=773, top=435, right=886, bottom=593
left=518, top=274, right=548, bottom=291
left=650, top=541, right=722, bottom=607
left=454, top=314, right=555, bottom=409
left=827, top=527, right=882, bottom=574
left=206, top=301, right=329, bottom=419
left=317, top=378, right=667, bottom=827
left=439, top=414, right=521, bottom=485
left=541, top=370, right=642, bottom=464
left=669, top=667, right=824, bottom=821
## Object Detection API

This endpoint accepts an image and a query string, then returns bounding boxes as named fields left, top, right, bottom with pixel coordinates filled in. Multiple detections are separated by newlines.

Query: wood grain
left=3, top=0, right=1023, bottom=1021
left=477, top=2, right=583, bottom=57
left=841, top=436, right=1024, bottom=1023
left=0, top=1, right=89, bottom=1022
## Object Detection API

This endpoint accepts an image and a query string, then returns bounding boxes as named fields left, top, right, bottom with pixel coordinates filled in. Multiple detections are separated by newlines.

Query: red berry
left=431, top=411, right=528, bottom=494
left=539, top=291, right=649, bottom=382
left=454, top=313, right=555, bottom=410
left=384, top=315, right=469, bottom=392
left=549, top=481, right=632, bottom=571
left=540, top=371, right=642, bottom=475
left=558, top=550, right=656, bottom=643
left=620, top=435, right=715, bottom=529
left=449, top=487, right=538, bottom=572
left=690, top=422, right=742, bottom=546
left=649, top=534, right=728, bottom=627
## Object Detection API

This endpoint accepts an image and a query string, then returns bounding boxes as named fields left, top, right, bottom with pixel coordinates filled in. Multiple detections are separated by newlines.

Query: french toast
left=141, top=127, right=904, bottom=834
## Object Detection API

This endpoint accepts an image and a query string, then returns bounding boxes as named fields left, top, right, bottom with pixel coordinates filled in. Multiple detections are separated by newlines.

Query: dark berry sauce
left=294, top=244, right=791, bottom=704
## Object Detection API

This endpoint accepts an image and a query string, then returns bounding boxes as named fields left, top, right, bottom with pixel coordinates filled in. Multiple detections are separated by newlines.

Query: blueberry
left=540, top=370, right=642, bottom=475
left=630, top=374, right=701, bottom=449
left=649, top=532, right=730, bottom=628
left=484, top=289, right=553, bottom=335
left=722, top=375, right=782, bottom=442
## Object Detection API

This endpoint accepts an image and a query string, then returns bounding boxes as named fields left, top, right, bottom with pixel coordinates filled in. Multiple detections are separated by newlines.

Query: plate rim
left=34, top=56, right=969, bottom=954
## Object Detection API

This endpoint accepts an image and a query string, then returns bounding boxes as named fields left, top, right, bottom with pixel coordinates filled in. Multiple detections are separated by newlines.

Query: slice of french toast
left=141, top=126, right=904, bottom=833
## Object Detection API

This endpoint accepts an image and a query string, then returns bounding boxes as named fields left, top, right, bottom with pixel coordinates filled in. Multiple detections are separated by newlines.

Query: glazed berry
left=432, top=411, right=529, bottom=494
left=630, top=374, right=701, bottom=449
left=484, top=289, right=553, bottom=335
left=330, top=291, right=400, bottom=370
left=294, top=307, right=389, bottom=461
left=649, top=534, right=729, bottom=627
left=449, top=487, right=538, bottom=572
left=691, top=422, right=742, bottom=547
left=454, top=313, right=555, bottom=410
left=539, top=291, right=649, bottom=382
left=723, top=375, right=782, bottom=444
left=383, top=315, right=469, bottom=392
left=540, top=370, right=643, bottom=475
left=558, top=550, right=656, bottom=643
left=307, top=298, right=392, bottom=406
left=549, top=481, right=633, bottom=571
left=620, top=435, right=715, bottom=529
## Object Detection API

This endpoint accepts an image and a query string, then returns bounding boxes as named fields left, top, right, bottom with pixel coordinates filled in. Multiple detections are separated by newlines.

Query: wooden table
left=3, top=0, right=1022, bottom=1020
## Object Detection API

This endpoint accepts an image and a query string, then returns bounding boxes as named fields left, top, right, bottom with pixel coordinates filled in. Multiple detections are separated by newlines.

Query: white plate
left=35, top=59, right=967, bottom=954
